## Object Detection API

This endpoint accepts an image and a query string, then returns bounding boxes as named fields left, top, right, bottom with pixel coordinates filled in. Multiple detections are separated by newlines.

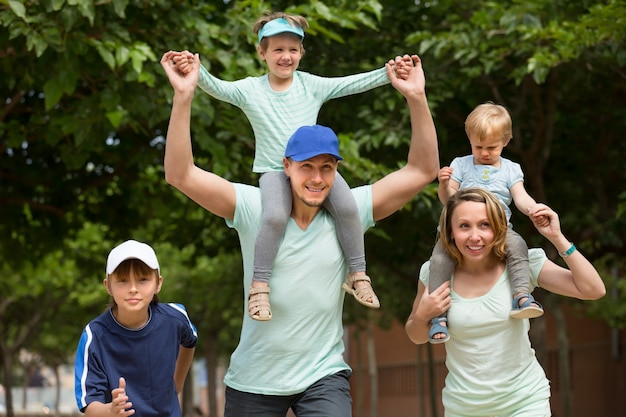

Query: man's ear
left=283, top=157, right=291, bottom=176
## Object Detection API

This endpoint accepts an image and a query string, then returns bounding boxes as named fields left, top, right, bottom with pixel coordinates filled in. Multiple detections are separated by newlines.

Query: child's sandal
left=342, top=274, right=380, bottom=309
left=429, top=316, right=450, bottom=344
left=248, top=286, right=272, bottom=321
left=510, top=293, right=544, bottom=319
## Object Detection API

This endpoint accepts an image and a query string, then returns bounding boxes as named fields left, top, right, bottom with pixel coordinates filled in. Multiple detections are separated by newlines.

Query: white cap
left=106, top=240, right=160, bottom=275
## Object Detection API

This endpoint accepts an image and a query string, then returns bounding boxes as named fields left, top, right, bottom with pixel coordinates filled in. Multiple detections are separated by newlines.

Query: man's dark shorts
left=224, top=369, right=352, bottom=417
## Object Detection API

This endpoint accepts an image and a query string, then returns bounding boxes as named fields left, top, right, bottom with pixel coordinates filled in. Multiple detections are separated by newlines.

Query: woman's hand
left=529, top=203, right=561, bottom=240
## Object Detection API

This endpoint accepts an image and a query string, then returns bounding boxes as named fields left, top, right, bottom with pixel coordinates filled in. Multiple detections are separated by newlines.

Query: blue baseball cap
left=285, top=125, right=344, bottom=162
left=258, top=18, right=305, bottom=44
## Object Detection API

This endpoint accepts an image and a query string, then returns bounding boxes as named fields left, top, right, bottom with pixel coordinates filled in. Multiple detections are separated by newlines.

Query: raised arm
left=371, top=55, right=439, bottom=221
left=531, top=205, right=606, bottom=300
left=437, top=166, right=459, bottom=204
left=314, top=66, right=390, bottom=100
left=161, top=51, right=236, bottom=220
left=180, top=49, right=247, bottom=105
left=510, top=181, right=540, bottom=216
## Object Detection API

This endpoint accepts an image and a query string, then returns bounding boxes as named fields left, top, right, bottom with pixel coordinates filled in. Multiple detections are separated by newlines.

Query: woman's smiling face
left=450, top=200, right=495, bottom=262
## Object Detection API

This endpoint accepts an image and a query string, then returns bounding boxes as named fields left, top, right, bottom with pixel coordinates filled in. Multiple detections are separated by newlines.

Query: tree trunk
left=554, top=304, right=572, bottom=417
left=353, top=323, right=364, bottom=417
left=21, top=365, right=27, bottom=411
left=427, top=343, right=438, bottom=417
left=367, top=315, right=378, bottom=417
left=530, top=290, right=549, bottom=366
left=3, top=352, right=15, bottom=417
left=53, top=365, right=61, bottom=417
left=182, top=366, right=194, bottom=416
left=416, top=345, right=425, bottom=417
left=204, top=338, right=218, bottom=417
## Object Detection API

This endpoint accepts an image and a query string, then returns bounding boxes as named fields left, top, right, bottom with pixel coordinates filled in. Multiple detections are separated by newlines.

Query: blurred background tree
left=1, top=0, right=624, bottom=415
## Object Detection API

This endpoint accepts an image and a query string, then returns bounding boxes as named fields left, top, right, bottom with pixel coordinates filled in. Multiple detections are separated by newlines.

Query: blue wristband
left=559, top=242, right=576, bottom=258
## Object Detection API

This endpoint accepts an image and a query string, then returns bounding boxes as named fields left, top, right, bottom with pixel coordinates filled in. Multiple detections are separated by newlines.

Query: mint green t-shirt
left=420, top=249, right=552, bottom=417
left=198, top=66, right=389, bottom=173
left=224, top=183, right=375, bottom=395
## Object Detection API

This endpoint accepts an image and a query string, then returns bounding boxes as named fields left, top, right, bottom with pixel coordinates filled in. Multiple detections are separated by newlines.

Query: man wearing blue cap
left=161, top=50, right=438, bottom=416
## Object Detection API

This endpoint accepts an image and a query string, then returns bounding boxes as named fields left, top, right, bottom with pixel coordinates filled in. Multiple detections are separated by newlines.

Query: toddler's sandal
left=429, top=316, right=450, bottom=344
left=510, top=293, right=544, bottom=319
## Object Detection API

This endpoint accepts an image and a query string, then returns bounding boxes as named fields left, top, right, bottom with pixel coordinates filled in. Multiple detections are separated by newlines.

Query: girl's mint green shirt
left=198, top=66, right=389, bottom=173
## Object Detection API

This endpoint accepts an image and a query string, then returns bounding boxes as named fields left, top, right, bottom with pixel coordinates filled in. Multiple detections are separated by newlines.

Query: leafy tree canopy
left=1, top=3, right=625, bottom=411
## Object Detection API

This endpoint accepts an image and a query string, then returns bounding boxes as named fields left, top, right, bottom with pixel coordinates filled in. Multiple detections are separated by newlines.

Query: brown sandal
left=248, top=286, right=272, bottom=321
left=342, top=274, right=380, bottom=309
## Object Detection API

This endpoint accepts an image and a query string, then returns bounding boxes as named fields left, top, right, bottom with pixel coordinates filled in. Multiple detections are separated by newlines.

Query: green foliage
left=158, top=243, right=244, bottom=356
left=1, top=2, right=626, bottom=408
left=407, top=0, right=626, bottom=84
left=585, top=253, right=626, bottom=329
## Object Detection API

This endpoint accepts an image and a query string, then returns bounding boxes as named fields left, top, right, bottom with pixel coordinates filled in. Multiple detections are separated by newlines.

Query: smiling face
left=257, top=33, right=303, bottom=85
left=450, top=200, right=496, bottom=262
left=284, top=154, right=339, bottom=208
left=104, top=259, right=162, bottom=328
left=439, top=188, right=509, bottom=265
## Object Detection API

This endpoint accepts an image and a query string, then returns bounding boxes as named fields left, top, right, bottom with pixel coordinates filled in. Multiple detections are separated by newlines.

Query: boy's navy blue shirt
left=74, top=303, right=198, bottom=416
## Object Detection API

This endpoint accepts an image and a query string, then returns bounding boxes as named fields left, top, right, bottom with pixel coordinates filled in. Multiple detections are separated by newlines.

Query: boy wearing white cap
left=74, top=240, right=197, bottom=417
left=167, top=11, right=410, bottom=320
left=162, top=48, right=438, bottom=416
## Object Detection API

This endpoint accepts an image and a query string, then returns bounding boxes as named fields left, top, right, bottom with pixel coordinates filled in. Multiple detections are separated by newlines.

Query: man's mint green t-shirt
left=224, top=183, right=374, bottom=395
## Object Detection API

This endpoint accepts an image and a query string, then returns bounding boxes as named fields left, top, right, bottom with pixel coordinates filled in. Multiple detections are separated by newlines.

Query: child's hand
left=161, top=51, right=200, bottom=95
left=388, top=54, right=414, bottom=80
left=438, top=166, right=453, bottom=184
left=110, top=377, right=135, bottom=416
left=528, top=203, right=550, bottom=228
left=529, top=204, right=561, bottom=239
left=175, top=50, right=195, bottom=75
left=387, top=54, right=424, bottom=97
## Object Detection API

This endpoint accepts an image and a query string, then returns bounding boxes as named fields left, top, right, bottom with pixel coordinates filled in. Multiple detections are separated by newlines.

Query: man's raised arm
left=161, top=52, right=236, bottom=220
left=371, top=55, right=439, bottom=221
